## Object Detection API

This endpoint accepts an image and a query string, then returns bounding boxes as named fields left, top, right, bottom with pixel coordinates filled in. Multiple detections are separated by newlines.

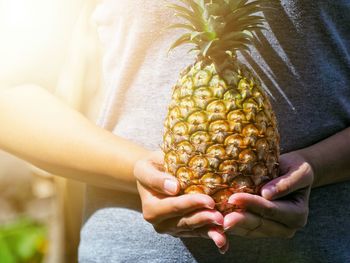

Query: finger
left=174, top=228, right=211, bottom=238
left=219, top=240, right=229, bottom=254
left=261, top=163, right=313, bottom=200
left=134, top=158, right=180, bottom=196
left=208, top=228, right=227, bottom=249
left=139, top=185, right=215, bottom=224
left=156, top=209, right=224, bottom=233
left=224, top=212, right=295, bottom=238
left=228, top=192, right=309, bottom=228
left=175, top=227, right=227, bottom=249
left=230, top=225, right=296, bottom=239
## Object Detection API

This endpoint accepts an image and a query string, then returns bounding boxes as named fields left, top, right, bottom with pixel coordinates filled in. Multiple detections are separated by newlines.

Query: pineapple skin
left=163, top=59, right=280, bottom=213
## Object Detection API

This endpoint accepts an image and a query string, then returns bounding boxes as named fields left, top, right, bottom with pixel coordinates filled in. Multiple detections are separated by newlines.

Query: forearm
left=0, top=85, right=149, bottom=193
left=296, top=127, right=350, bottom=188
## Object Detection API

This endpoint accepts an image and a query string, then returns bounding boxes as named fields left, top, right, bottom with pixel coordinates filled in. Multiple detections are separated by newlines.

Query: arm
left=1, top=83, right=227, bottom=251
left=260, top=127, right=350, bottom=201
left=0, top=84, right=148, bottom=193
left=298, top=127, right=350, bottom=188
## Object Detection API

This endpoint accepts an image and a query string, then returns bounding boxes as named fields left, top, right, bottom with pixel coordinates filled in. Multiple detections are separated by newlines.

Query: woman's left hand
left=223, top=151, right=314, bottom=239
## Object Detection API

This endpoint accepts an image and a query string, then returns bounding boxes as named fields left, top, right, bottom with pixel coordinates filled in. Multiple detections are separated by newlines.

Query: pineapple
left=163, top=0, right=279, bottom=213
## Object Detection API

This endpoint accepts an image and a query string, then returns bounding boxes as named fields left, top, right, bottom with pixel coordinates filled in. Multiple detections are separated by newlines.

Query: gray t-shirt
left=79, top=1, right=350, bottom=262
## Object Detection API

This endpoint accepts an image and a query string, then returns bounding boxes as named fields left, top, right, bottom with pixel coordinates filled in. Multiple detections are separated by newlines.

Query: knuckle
left=284, top=230, right=297, bottom=239
left=288, top=220, right=304, bottom=229
left=290, top=209, right=309, bottom=228
left=298, top=216, right=308, bottom=228
left=142, top=211, right=157, bottom=224
left=297, top=216, right=308, bottom=228
left=142, top=204, right=157, bottom=224
left=275, top=181, right=292, bottom=195
left=169, top=199, right=182, bottom=214
left=153, top=224, right=167, bottom=234
left=289, top=221, right=306, bottom=229
left=169, top=199, right=180, bottom=214
left=180, top=219, right=194, bottom=231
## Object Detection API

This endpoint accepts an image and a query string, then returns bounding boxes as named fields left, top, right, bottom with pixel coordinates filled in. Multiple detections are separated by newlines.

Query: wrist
left=83, top=127, right=150, bottom=192
left=284, top=128, right=350, bottom=188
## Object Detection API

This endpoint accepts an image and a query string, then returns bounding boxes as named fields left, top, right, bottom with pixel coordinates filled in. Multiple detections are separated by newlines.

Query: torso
left=80, top=1, right=350, bottom=262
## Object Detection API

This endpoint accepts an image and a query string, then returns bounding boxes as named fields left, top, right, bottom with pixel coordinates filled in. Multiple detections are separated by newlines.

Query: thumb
left=261, top=163, right=313, bottom=200
left=134, top=159, right=180, bottom=196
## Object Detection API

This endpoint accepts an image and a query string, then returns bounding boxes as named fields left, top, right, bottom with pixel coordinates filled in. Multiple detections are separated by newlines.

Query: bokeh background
left=0, top=0, right=97, bottom=262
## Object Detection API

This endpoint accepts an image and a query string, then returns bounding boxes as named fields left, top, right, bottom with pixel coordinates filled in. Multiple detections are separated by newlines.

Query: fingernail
left=208, top=231, right=219, bottom=247
left=206, top=203, right=215, bottom=210
left=208, top=230, right=225, bottom=248
left=219, top=248, right=226, bottom=255
left=164, top=179, right=178, bottom=195
left=223, top=225, right=231, bottom=232
left=219, top=242, right=229, bottom=254
left=261, top=185, right=275, bottom=199
left=223, top=217, right=232, bottom=231
left=214, top=220, right=223, bottom=226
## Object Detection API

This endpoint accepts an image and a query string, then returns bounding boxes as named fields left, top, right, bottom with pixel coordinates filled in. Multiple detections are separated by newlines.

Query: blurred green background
left=0, top=0, right=94, bottom=261
left=0, top=150, right=54, bottom=263
left=0, top=219, right=47, bottom=263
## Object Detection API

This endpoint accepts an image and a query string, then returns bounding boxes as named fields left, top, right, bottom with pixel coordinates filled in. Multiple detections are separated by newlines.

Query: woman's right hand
left=134, top=151, right=228, bottom=253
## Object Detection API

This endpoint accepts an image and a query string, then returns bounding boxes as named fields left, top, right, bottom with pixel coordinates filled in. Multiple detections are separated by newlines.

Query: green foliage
left=0, top=218, right=47, bottom=263
left=168, top=0, right=274, bottom=61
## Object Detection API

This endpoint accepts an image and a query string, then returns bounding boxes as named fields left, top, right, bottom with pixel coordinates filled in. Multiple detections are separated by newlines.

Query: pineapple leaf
left=167, top=0, right=269, bottom=60
left=206, top=1, right=231, bottom=16
left=208, top=15, right=225, bottom=36
left=246, top=25, right=266, bottom=32
left=167, top=23, right=196, bottom=31
left=188, top=47, right=200, bottom=55
left=229, top=0, right=249, bottom=10
left=180, top=0, right=205, bottom=18
left=226, top=8, right=264, bottom=28
left=212, top=40, right=250, bottom=52
left=175, top=13, right=204, bottom=31
left=190, top=31, right=203, bottom=40
left=167, top=3, right=195, bottom=18
left=168, top=33, right=193, bottom=52
left=237, top=0, right=252, bottom=8
left=222, top=32, right=254, bottom=42
left=201, top=39, right=217, bottom=56
left=232, top=44, right=251, bottom=52
left=227, top=16, right=265, bottom=32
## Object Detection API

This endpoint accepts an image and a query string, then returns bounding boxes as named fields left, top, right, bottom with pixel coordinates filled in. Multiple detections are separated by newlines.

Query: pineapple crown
left=168, top=0, right=270, bottom=63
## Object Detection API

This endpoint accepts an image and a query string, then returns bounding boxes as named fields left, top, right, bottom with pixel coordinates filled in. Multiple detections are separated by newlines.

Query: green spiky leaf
left=168, top=0, right=269, bottom=61
left=166, top=23, right=196, bottom=31
left=202, top=39, right=217, bottom=56
left=169, top=33, right=192, bottom=52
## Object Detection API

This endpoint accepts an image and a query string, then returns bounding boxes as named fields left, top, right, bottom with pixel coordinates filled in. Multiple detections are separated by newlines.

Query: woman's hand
left=134, top=151, right=228, bottom=252
left=223, top=151, right=314, bottom=238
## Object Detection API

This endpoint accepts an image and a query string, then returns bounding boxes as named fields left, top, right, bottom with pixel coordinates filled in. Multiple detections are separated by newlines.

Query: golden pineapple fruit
left=163, top=0, right=279, bottom=213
